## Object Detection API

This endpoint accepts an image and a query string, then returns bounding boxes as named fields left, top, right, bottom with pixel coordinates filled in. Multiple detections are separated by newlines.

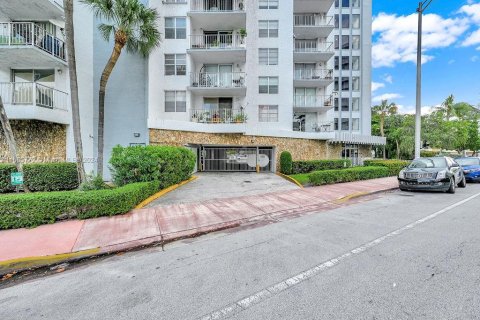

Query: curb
left=276, top=172, right=304, bottom=188
left=135, top=176, right=198, bottom=209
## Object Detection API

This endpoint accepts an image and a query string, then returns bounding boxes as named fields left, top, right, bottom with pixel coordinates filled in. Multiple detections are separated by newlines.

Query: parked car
left=455, top=157, right=480, bottom=182
left=398, top=157, right=466, bottom=193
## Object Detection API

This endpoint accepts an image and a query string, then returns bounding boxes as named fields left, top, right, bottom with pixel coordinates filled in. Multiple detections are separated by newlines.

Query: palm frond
left=98, top=23, right=115, bottom=41
left=81, top=0, right=115, bottom=21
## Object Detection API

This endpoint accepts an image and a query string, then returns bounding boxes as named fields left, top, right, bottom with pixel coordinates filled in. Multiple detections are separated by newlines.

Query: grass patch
left=289, top=174, right=310, bottom=186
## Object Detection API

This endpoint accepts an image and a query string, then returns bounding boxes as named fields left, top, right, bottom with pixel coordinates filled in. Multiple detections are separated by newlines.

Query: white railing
left=190, top=34, right=244, bottom=50
left=294, top=120, right=334, bottom=132
left=331, top=132, right=387, bottom=146
left=0, top=82, right=68, bottom=111
left=294, top=40, right=333, bottom=53
left=191, top=108, right=246, bottom=123
left=294, top=95, right=334, bottom=108
left=294, top=15, right=334, bottom=27
left=190, top=0, right=245, bottom=12
left=294, top=69, right=333, bottom=80
left=0, top=22, right=66, bottom=61
left=190, top=72, right=246, bottom=88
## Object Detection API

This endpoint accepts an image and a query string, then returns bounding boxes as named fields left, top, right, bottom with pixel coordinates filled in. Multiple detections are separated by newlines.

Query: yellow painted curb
left=333, top=191, right=369, bottom=204
left=135, top=176, right=198, bottom=209
left=0, top=248, right=100, bottom=274
left=276, top=172, right=304, bottom=188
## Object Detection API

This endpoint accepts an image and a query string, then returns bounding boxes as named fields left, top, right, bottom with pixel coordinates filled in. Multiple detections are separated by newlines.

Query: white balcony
left=0, top=82, right=70, bottom=124
left=294, top=69, right=334, bottom=87
left=0, top=22, right=66, bottom=68
left=294, top=15, right=334, bottom=38
left=190, top=108, right=247, bottom=124
left=188, top=34, right=246, bottom=63
left=294, top=40, right=334, bottom=62
left=188, top=0, right=246, bottom=29
left=293, top=95, right=334, bottom=112
left=293, top=121, right=334, bottom=133
left=2, top=0, right=64, bottom=20
left=294, top=0, right=335, bottom=13
left=189, top=72, right=246, bottom=96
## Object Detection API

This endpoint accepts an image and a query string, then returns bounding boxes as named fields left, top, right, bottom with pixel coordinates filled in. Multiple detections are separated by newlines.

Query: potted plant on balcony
left=239, top=28, right=247, bottom=44
left=211, top=39, right=220, bottom=48
left=233, top=113, right=248, bottom=123
left=191, top=112, right=199, bottom=122
left=212, top=112, right=221, bottom=123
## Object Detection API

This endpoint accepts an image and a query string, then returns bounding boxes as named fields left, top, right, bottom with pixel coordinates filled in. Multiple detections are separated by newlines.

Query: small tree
left=372, top=100, right=398, bottom=159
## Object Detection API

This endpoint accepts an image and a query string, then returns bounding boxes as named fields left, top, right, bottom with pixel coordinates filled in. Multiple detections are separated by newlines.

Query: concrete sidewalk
left=0, top=177, right=397, bottom=274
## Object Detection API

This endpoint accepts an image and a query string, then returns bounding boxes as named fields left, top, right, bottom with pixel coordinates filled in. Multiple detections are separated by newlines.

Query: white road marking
left=198, top=192, right=480, bottom=320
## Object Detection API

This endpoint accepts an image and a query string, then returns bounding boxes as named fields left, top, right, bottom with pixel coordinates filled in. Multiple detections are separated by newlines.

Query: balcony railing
left=190, top=34, right=245, bottom=50
left=190, top=0, right=245, bottom=12
left=190, top=72, right=246, bottom=88
left=294, top=95, right=334, bottom=108
left=294, top=121, right=334, bottom=133
left=0, top=22, right=66, bottom=61
left=0, top=82, right=68, bottom=110
left=294, top=69, right=333, bottom=81
left=294, top=15, right=334, bottom=27
left=294, top=40, right=333, bottom=53
left=191, top=108, right=247, bottom=124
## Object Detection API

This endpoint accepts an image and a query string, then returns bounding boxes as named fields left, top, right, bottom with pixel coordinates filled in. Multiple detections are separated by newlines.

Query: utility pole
left=415, top=0, right=434, bottom=159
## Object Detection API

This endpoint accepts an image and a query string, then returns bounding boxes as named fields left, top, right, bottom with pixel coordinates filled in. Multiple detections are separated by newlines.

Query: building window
left=259, top=105, right=279, bottom=122
left=341, top=98, right=349, bottom=111
left=165, top=91, right=186, bottom=112
left=334, top=35, right=339, bottom=49
left=335, top=0, right=350, bottom=7
left=259, top=48, right=279, bottom=65
left=352, top=14, right=360, bottom=29
left=342, top=14, right=350, bottom=28
left=342, top=35, right=349, bottom=49
left=352, top=97, right=360, bottom=111
left=334, top=77, right=339, bottom=91
left=342, top=56, right=349, bottom=70
left=334, top=57, right=339, bottom=70
left=342, top=118, right=349, bottom=130
left=352, top=118, right=360, bottom=131
left=259, top=77, right=279, bottom=94
left=165, top=17, right=186, bottom=39
left=352, top=0, right=360, bottom=7
left=352, top=56, right=360, bottom=70
left=342, top=77, right=349, bottom=90
left=259, top=20, right=278, bottom=38
left=352, top=76, right=360, bottom=91
left=165, top=54, right=186, bottom=75
left=259, top=0, right=278, bottom=9
left=352, top=35, right=360, bottom=50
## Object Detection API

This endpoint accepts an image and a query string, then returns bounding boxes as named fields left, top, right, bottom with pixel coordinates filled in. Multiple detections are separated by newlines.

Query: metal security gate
left=200, top=146, right=274, bottom=172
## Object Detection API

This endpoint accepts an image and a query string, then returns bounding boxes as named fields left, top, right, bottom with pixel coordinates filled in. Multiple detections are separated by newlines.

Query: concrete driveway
left=147, top=172, right=299, bottom=207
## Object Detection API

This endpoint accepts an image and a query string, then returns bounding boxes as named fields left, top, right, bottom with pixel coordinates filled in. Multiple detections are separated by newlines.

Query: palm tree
left=82, top=0, right=161, bottom=177
left=441, top=94, right=455, bottom=121
left=372, top=100, right=398, bottom=159
left=64, top=0, right=86, bottom=183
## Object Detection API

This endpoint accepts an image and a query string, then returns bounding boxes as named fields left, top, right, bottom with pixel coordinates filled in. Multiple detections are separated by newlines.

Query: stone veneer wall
left=0, top=120, right=67, bottom=163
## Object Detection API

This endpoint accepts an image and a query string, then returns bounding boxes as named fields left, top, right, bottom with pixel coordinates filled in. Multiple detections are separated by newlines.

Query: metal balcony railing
left=294, top=69, right=333, bottom=81
left=294, top=40, right=333, bottom=53
left=294, top=15, right=334, bottom=27
left=191, top=108, right=247, bottom=123
left=294, top=95, right=334, bottom=108
left=0, top=82, right=68, bottom=110
left=293, top=121, right=334, bottom=132
left=190, top=0, right=245, bottom=12
left=0, top=22, right=66, bottom=61
left=190, top=72, right=246, bottom=88
left=190, top=34, right=245, bottom=50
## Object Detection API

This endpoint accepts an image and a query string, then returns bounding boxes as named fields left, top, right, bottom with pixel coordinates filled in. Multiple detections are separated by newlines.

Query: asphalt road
left=1, top=185, right=480, bottom=320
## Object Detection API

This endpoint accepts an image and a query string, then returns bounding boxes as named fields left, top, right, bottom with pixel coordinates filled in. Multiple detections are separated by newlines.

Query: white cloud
left=371, top=82, right=385, bottom=92
left=372, top=93, right=402, bottom=103
left=471, top=55, right=479, bottom=62
left=383, top=74, right=393, bottom=83
left=397, top=104, right=434, bottom=115
left=462, top=29, right=480, bottom=46
left=448, top=59, right=456, bottom=64
left=459, top=3, right=480, bottom=23
left=372, top=13, right=470, bottom=68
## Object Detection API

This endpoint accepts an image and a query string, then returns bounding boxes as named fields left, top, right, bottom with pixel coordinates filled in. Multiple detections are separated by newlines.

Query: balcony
left=188, top=0, right=246, bottom=29
left=294, top=0, right=335, bottom=13
left=189, top=72, right=246, bottom=96
left=0, top=22, right=66, bottom=67
left=293, top=121, right=334, bottom=133
left=294, top=15, right=334, bottom=38
left=293, top=95, right=334, bottom=112
left=0, top=82, right=69, bottom=124
left=190, top=108, right=246, bottom=124
left=294, top=40, right=334, bottom=62
left=2, top=0, right=64, bottom=20
left=294, top=69, right=334, bottom=87
left=188, top=34, right=246, bottom=63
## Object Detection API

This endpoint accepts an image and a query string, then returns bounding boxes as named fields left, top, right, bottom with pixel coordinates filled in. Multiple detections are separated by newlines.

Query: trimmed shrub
left=0, top=181, right=160, bottom=229
left=308, top=166, right=390, bottom=186
left=24, top=163, right=79, bottom=192
left=0, top=164, right=16, bottom=193
left=279, top=151, right=293, bottom=174
left=363, top=159, right=410, bottom=176
left=420, top=150, right=437, bottom=157
left=109, top=145, right=196, bottom=187
left=292, top=159, right=351, bottom=174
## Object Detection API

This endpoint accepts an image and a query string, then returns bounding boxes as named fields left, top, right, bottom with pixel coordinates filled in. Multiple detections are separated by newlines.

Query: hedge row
left=109, top=145, right=195, bottom=187
left=308, top=166, right=390, bottom=186
left=363, top=159, right=410, bottom=176
left=279, top=151, right=293, bottom=174
left=0, top=181, right=160, bottom=229
left=292, top=159, right=352, bottom=174
left=0, top=163, right=79, bottom=193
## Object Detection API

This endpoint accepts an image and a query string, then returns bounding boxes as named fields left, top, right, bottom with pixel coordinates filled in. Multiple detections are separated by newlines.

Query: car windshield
left=409, top=158, right=447, bottom=169
left=456, top=158, right=480, bottom=166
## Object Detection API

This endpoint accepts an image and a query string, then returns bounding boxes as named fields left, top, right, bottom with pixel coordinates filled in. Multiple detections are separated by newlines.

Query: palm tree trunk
left=97, top=39, right=124, bottom=177
left=0, top=96, right=30, bottom=192
left=64, top=0, right=86, bottom=184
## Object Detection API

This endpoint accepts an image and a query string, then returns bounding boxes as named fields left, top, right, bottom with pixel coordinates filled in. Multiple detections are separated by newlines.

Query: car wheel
left=447, top=178, right=456, bottom=194
left=459, top=175, right=467, bottom=188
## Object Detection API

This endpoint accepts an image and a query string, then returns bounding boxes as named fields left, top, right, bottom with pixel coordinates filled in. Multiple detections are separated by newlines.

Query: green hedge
left=363, top=159, right=410, bottom=176
left=109, top=145, right=196, bottom=187
left=420, top=150, right=437, bottom=157
left=0, top=181, right=160, bottom=229
left=279, top=151, right=293, bottom=174
left=0, top=162, right=79, bottom=193
left=308, top=166, right=390, bottom=186
left=292, top=159, right=352, bottom=174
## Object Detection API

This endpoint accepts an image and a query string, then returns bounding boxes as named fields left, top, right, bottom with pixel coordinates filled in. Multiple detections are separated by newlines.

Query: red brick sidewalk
left=0, top=177, right=397, bottom=274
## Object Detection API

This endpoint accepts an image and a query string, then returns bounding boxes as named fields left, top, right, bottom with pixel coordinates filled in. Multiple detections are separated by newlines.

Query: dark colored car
left=455, top=157, right=480, bottom=182
left=398, top=157, right=466, bottom=193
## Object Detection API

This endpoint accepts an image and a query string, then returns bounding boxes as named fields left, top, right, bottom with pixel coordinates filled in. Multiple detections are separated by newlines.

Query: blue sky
left=371, top=0, right=480, bottom=113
